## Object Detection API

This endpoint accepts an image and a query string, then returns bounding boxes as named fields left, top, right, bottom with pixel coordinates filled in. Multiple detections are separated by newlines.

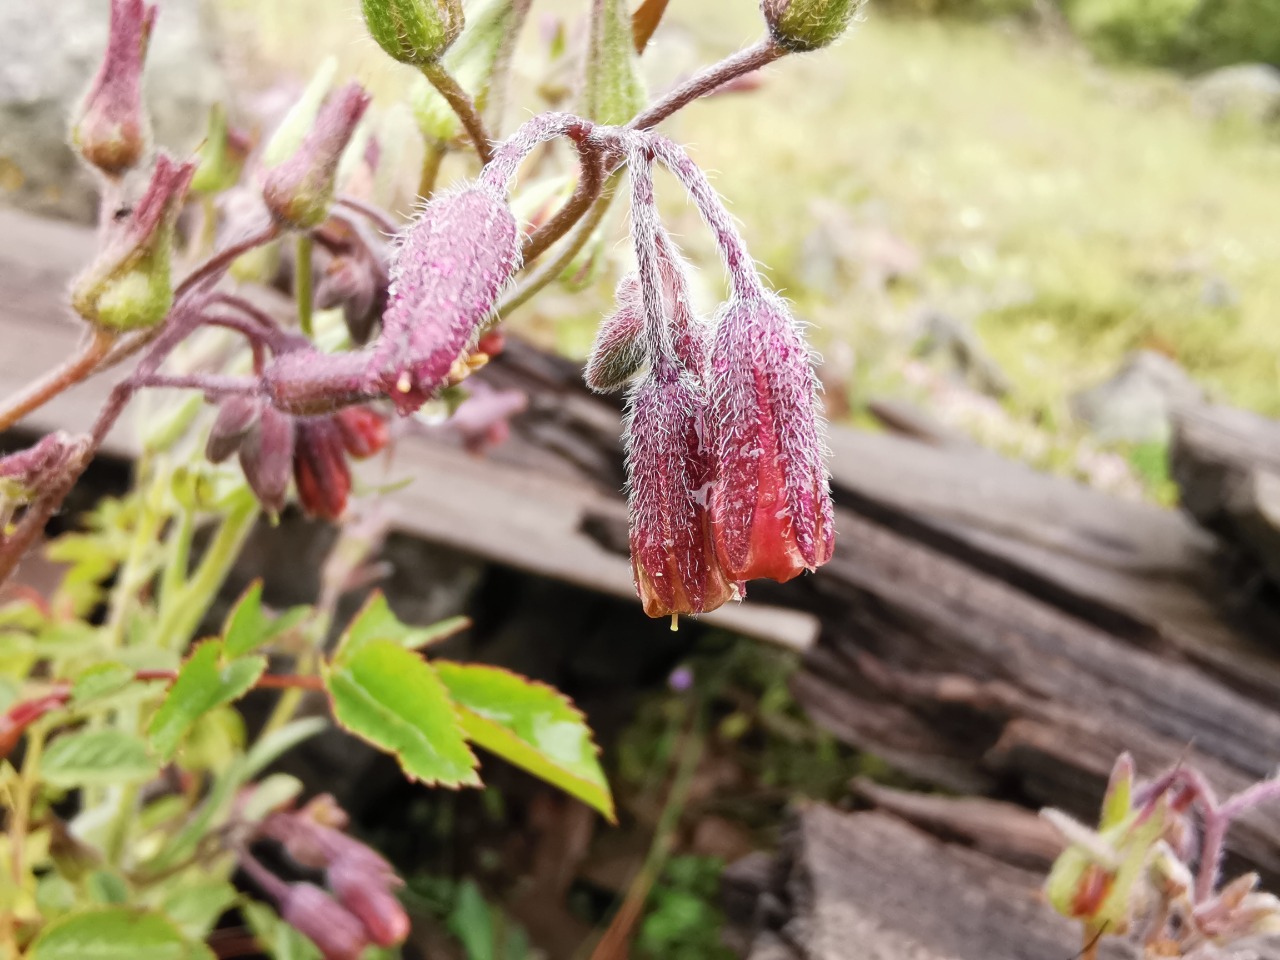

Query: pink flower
left=707, top=295, right=834, bottom=583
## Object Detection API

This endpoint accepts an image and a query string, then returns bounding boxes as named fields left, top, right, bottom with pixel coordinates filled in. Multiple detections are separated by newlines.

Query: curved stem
left=0, top=329, right=115, bottom=432
left=421, top=61, right=495, bottom=165
left=521, top=144, right=605, bottom=265
left=495, top=175, right=620, bottom=320
left=174, top=223, right=280, bottom=300
left=627, top=39, right=784, bottom=132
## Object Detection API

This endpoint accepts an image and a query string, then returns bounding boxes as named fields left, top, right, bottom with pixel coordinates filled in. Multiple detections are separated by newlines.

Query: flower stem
left=0, top=328, right=115, bottom=432
left=175, top=223, right=279, bottom=300
left=295, top=234, right=315, bottom=338
left=627, top=38, right=784, bottom=132
left=418, top=140, right=447, bottom=200
left=421, top=61, right=495, bottom=165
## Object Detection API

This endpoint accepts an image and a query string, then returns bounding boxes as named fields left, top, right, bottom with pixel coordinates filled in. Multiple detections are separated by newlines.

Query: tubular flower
left=369, top=185, right=521, bottom=415
left=706, top=294, right=834, bottom=583
left=71, top=0, right=156, bottom=175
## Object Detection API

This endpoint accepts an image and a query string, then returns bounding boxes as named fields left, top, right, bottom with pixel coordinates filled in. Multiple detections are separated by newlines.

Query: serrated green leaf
left=161, top=880, right=238, bottom=940
left=222, top=581, right=309, bottom=657
left=41, top=730, right=158, bottom=788
left=147, top=641, right=266, bottom=760
left=338, top=592, right=460, bottom=656
left=324, top=640, right=479, bottom=787
left=435, top=663, right=614, bottom=820
left=27, top=907, right=214, bottom=960
left=71, top=663, right=137, bottom=706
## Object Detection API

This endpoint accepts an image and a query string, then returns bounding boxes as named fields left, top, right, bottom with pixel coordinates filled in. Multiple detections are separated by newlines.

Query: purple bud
left=70, top=154, right=196, bottom=331
left=71, top=0, right=156, bottom=175
left=239, top=405, right=295, bottom=515
left=294, top=418, right=352, bottom=522
left=328, top=856, right=410, bottom=948
left=584, top=274, right=645, bottom=393
left=626, top=373, right=735, bottom=618
left=262, top=83, right=371, bottom=230
left=206, top=396, right=263, bottom=463
left=0, top=433, right=91, bottom=508
left=263, top=348, right=373, bottom=417
left=369, top=185, right=522, bottom=415
left=280, top=882, right=370, bottom=960
left=334, top=407, right=389, bottom=460
left=707, top=294, right=834, bottom=583
left=316, top=255, right=385, bottom=346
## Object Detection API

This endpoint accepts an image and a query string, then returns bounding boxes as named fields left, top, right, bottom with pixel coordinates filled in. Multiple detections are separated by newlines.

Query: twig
left=627, top=39, right=784, bottom=132
left=421, top=60, right=495, bottom=165
left=0, top=328, right=115, bottom=432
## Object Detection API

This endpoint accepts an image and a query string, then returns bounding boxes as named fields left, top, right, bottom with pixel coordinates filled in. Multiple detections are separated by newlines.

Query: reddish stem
left=0, top=329, right=115, bottom=432
left=627, top=39, right=783, bottom=132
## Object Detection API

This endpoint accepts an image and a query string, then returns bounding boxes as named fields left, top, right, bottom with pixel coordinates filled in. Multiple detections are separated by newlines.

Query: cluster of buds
left=207, top=396, right=388, bottom=522
left=592, top=133, right=835, bottom=620
left=1042, top=755, right=1280, bottom=958
left=239, top=795, right=410, bottom=960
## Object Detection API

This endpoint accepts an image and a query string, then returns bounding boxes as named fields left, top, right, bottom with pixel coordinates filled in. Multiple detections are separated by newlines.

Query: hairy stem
left=175, top=223, right=280, bottom=300
left=418, top=140, right=447, bottom=200
left=0, top=328, right=115, bottom=432
left=521, top=142, right=606, bottom=264
left=628, top=38, right=784, bottom=132
left=421, top=61, right=495, bottom=165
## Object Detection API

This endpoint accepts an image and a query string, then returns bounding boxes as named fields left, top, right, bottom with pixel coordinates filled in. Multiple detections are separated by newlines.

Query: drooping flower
left=279, top=882, right=370, bottom=960
left=368, top=184, right=522, bottom=415
left=71, top=0, right=156, bottom=176
left=706, top=294, right=834, bottom=583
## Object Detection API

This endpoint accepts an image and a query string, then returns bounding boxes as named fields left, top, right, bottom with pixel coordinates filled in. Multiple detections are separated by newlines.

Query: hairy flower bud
left=239, top=405, right=295, bottom=515
left=206, top=396, right=263, bottom=463
left=369, top=185, right=521, bottom=415
left=707, top=295, right=834, bottom=583
left=262, top=83, right=371, bottom=230
left=294, top=418, right=352, bottom=521
left=264, top=348, right=372, bottom=417
left=71, top=0, right=156, bottom=175
left=71, top=153, right=195, bottom=331
left=0, top=433, right=91, bottom=521
left=328, top=857, right=410, bottom=948
left=280, top=882, right=370, bottom=960
left=315, top=255, right=385, bottom=346
left=761, top=0, right=863, bottom=52
left=626, top=374, right=735, bottom=618
left=362, top=0, right=464, bottom=66
left=584, top=274, right=645, bottom=393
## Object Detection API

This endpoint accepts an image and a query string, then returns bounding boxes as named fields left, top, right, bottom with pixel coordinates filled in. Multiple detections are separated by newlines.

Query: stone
left=1189, top=63, right=1280, bottom=128
left=1071, top=350, right=1205, bottom=444
left=0, top=0, right=227, bottom=222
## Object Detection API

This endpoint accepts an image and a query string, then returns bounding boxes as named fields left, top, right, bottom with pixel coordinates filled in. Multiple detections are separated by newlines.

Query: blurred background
left=4, top=0, right=1280, bottom=957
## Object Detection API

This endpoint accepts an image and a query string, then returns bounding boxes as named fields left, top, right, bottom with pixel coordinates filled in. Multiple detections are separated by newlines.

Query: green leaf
left=26, top=907, right=214, bottom=960
left=41, top=730, right=158, bottom=788
left=147, top=640, right=266, bottom=760
left=324, top=640, right=479, bottom=787
left=338, top=592, right=463, bottom=656
left=222, top=580, right=309, bottom=657
left=242, top=901, right=322, bottom=960
left=71, top=663, right=137, bottom=706
left=161, top=880, right=238, bottom=940
left=435, top=663, right=614, bottom=821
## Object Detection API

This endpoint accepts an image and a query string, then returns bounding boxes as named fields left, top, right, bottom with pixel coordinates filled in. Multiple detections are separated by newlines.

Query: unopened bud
left=328, top=857, right=410, bottom=948
left=206, top=396, right=262, bottom=463
left=71, top=154, right=195, bottom=331
left=369, top=184, right=521, bottom=415
left=585, top=275, right=645, bottom=393
left=761, top=0, right=863, bottom=53
left=280, top=883, right=370, bottom=960
left=239, top=405, right=295, bottom=515
left=334, top=407, right=389, bottom=460
left=362, top=0, right=464, bottom=66
left=191, top=104, right=250, bottom=195
left=315, top=256, right=384, bottom=346
left=294, top=418, right=352, bottom=521
left=71, top=0, right=156, bottom=175
left=263, top=348, right=372, bottom=417
left=707, top=294, right=835, bottom=584
left=262, top=83, right=371, bottom=230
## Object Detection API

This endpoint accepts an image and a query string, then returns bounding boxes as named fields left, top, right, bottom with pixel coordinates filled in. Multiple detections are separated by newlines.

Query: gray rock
left=1072, top=351, right=1206, bottom=444
left=0, top=0, right=226, bottom=222
left=1189, top=63, right=1280, bottom=127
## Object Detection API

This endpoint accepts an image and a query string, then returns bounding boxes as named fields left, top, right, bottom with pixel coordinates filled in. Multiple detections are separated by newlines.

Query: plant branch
left=421, top=60, right=495, bottom=165
left=0, top=328, right=115, bottom=432
left=295, top=234, right=315, bottom=338
left=134, top=669, right=323, bottom=692
left=335, top=194, right=401, bottom=236
left=174, top=222, right=280, bottom=300
left=627, top=38, right=784, bottom=132
left=521, top=142, right=606, bottom=264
